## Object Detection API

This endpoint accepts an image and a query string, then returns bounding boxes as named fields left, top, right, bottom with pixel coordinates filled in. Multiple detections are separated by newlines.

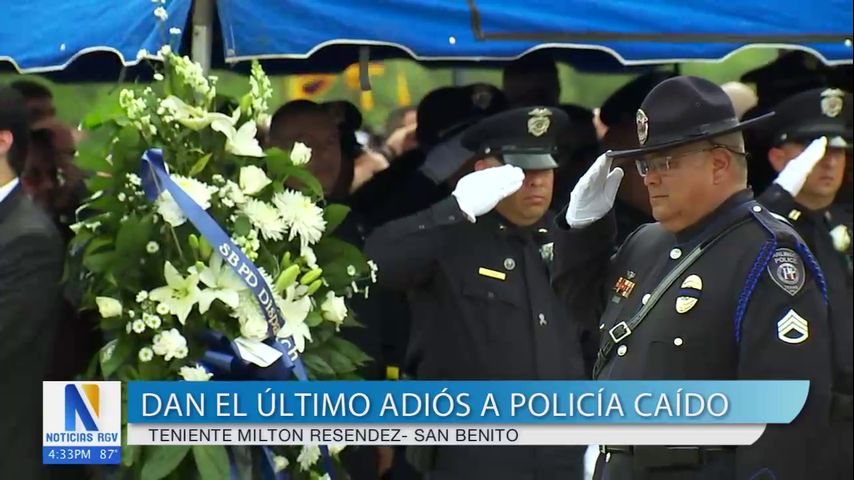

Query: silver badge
left=767, top=248, right=805, bottom=296
left=821, top=89, right=844, bottom=118
left=504, top=258, right=516, bottom=270
left=527, top=108, right=552, bottom=137
left=636, top=109, right=649, bottom=145
left=777, top=309, right=809, bottom=344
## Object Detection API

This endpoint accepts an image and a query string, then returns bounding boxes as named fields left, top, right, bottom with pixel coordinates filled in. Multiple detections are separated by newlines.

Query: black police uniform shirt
left=553, top=190, right=833, bottom=479
left=760, top=184, right=853, bottom=394
left=364, top=196, right=588, bottom=381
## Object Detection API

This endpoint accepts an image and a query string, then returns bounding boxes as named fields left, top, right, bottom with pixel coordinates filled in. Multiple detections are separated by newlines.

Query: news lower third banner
left=122, top=381, right=808, bottom=446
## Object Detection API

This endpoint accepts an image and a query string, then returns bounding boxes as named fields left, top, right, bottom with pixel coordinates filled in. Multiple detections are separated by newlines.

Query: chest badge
left=675, top=274, right=703, bottom=314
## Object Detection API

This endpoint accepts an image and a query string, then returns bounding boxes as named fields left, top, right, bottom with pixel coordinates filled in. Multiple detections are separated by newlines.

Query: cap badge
left=637, top=109, right=649, bottom=145
left=821, top=89, right=844, bottom=118
left=527, top=108, right=552, bottom=137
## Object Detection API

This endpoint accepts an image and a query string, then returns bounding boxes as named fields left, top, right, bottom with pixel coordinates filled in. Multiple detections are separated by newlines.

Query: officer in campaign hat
left=553, top=76, right=833, bottom=479
left=366, top=106, right=587, bottom=479
left=759, top=87, right=853, bottom=479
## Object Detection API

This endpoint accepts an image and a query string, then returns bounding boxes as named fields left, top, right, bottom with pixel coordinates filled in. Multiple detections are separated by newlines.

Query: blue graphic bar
left=127, top=380, right=809, bottom=424
left=43, top=446, right=121, bottom=465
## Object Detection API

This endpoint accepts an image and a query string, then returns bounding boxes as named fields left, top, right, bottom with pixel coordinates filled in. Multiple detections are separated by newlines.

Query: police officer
left=759, top=87, right=853, bottom=479
left=553, top=76, right=833, bottom=479
left=365, top=106, right=587, bottom=480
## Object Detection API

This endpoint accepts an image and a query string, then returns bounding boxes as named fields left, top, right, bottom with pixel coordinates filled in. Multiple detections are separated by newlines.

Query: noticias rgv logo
left=65, top=384, right=100, bottom=431
left=45, top=383, right=118, bottom=443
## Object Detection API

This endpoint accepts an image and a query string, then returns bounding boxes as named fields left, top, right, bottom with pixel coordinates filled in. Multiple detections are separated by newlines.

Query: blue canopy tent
left=1, top=0, right=851, bottom=79
left=217, top=0, right=853, bottom=69
left=0, top=0, right=192, bottom=81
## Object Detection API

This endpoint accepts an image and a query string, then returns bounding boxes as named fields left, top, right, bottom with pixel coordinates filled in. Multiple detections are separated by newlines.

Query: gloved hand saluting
left=774, top=136, right=828, bottom=196
left=565, top=152, right=624, bottom=228
left=452, top=164, right=525, bottom=221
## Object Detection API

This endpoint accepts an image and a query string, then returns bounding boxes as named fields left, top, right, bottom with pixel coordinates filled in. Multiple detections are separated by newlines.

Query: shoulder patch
left=767, top=247, right=805, bottom=296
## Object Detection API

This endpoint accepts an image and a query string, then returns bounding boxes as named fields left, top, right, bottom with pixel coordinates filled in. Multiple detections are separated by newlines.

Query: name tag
left=478, top=267, right=506, bottom=281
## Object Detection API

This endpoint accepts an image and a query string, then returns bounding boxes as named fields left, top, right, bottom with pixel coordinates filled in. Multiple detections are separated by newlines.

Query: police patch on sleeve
left=767, top=248, right=805, bottom=296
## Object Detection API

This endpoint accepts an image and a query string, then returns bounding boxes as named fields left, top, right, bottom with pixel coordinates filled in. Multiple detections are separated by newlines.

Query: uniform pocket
left=462, top=275, right=528, bottom=308
left=644, top=334, right=720, bottom=380
left=461, top=276, right=526, bottom=309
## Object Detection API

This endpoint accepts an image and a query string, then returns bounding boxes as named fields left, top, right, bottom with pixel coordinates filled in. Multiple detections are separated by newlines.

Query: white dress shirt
left=0, top=177, right=19, bottom=204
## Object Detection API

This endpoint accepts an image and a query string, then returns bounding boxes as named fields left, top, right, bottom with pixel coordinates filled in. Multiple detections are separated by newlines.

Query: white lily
left=211, top=109, right=264, bottom=157
left=278, top=285, right=312, bottom=325
left=191, top=254, right=246, bottom=314
left=276, top=314, right=312, bottom=353
left=149, top=261, right=203, bottom=324
left=160, top=96, right=229, bottom=131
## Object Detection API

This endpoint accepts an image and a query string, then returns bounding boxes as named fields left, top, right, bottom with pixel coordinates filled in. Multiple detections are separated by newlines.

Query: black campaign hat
left=607, top=76, right=774, bottom=159
left=769, top=88, right=852, bottom=149
left=599, top=71, right=677, bottom=128
left=461, top=106, right=569, bottom=170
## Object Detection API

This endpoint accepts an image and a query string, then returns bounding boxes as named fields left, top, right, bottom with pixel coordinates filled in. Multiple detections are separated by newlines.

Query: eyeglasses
left=634, top=145, right=745, bottom=177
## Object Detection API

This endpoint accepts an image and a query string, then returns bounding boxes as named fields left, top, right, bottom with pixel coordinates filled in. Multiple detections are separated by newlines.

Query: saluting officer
left=365, top=106, right=587, bottom=480
left=553, top=76, right=833, bottom=479
left=759, top=87, right=853, bottom=479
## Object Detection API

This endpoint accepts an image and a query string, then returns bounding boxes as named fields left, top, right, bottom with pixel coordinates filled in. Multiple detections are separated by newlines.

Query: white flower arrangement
left=68, top=15, right=377, bottom=479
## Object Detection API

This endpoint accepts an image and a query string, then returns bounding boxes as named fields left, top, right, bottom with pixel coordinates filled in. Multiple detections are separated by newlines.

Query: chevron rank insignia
left=777, top=309, right=809, bottom=344
left=767, top=248, right=805, bottom=296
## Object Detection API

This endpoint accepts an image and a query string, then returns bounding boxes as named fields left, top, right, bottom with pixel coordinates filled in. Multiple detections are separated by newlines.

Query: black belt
left=599, top=445, right=733, bottom=469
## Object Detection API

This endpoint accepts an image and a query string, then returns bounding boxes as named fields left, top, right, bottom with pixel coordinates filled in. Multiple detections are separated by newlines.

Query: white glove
left=566, top=152, right=624, bottom=228
left=452, top=164, right=525, bottom=221
left=774, top=136, right=828, bottom=196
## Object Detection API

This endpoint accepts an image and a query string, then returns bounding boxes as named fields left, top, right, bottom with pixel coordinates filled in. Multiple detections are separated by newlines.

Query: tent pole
left=191, top=0, right=214, bottom=74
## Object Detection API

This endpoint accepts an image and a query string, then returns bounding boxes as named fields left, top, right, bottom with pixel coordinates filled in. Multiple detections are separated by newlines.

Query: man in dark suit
left=0, top=86, right=64, bottom=479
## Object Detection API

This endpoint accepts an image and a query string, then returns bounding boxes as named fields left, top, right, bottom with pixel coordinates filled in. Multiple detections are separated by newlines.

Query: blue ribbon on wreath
left=139, top=149, right=335, bottom=480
